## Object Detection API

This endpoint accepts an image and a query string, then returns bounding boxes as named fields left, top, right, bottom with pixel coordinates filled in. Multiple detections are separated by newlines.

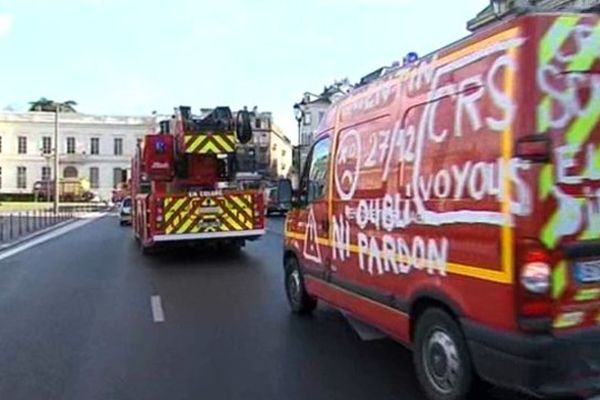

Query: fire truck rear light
left=521, top=262, right=551, bottom=294
left=156, top=215, right=164, bottom=222
left=521, top=300, right=552, bottom=317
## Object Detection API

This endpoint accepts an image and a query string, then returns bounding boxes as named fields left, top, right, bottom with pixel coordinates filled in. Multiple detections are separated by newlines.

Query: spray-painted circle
left=335, top=129, right=361, bottom=201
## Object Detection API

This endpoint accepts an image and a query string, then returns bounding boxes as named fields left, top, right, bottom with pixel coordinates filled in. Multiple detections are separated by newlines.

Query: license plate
left=199, top=206, right=220, bottom=214
left=575, top=259, right=600, bottom=284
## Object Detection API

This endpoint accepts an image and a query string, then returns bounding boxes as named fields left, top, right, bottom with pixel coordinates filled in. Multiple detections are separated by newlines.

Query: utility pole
left=53, top=107, right=60, bottom=214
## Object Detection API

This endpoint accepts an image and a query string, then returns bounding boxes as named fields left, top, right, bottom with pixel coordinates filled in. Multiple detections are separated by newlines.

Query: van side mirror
left=236, top=109, right=253, bottom=144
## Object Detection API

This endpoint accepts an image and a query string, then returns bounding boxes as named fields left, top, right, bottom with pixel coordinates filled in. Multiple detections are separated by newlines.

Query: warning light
left=155, top=139, right=166, bottom=153
left=403, top=52, right=419, bottom=65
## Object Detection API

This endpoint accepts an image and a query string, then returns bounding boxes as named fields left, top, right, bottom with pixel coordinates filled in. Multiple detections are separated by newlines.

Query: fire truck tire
left=413, top=308, right=473, bottom=400
left=140, top=241, right=155, bottom=255
left=284, top=256, right=317, bottom=315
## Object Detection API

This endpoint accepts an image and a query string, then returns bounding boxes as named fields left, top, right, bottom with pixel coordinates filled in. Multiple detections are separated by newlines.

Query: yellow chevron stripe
left=229, top=195, right=253, bottom=219
left=177, top=218, right=195, bottom=234
left=223, top=215, right=244, bottom=230
left=213, top=135, right=235, bottom=152
left=200, top=140, right=220, bottom=154
left=170, top=198, right=187, bottom=214
left=187, top=136, right=204, bottom=153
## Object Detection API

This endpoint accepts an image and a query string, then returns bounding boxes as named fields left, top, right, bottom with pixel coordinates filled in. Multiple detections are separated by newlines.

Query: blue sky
left=0, top=0, right=485, bottom=142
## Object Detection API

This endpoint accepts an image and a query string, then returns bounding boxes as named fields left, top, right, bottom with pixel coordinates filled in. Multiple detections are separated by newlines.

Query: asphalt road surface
left=0, top=215, right=550, bottom=400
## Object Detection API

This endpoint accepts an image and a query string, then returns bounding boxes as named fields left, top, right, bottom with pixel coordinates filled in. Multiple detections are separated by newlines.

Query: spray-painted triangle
left=303, top=207, right=322, bottom=264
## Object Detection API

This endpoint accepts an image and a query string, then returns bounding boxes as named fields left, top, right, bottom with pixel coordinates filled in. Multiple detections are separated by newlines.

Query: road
left=0, top=214, right=539, bottom=400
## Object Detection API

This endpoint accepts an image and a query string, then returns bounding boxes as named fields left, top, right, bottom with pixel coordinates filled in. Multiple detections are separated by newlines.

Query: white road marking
left=341, top=311, right=387, bottom=341
left=151, top=295, right=165, bottom=323
left=0, top=213, right=106, bottom=261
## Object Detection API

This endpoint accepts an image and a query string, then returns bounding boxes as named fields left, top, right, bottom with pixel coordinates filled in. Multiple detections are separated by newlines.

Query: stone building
left=0, top=111, right=153, bottom=200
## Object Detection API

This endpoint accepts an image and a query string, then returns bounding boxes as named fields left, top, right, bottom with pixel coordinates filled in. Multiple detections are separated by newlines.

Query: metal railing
left=0, top=209, right=73, bottom=244
left=0, top=203, right=110, bottom=244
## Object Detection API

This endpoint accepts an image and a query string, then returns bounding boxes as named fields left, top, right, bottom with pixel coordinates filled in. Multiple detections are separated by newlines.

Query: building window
left=0, top=166, right=2, bottom=189
left=272, top=143, right=277, bottom=152
left=0, top=136, right=3, bottom=153
left=18, top=136, right=27, bottom=154
left=90, top=137, right=100, bottom=155
left=114, top=138, right=123, bottom=155
left=90, top=167, right=99, bottom=189
left=17, top=166, right=27, bottom=189
left=63, top=166, right=78, bottom=178
left=66, top=137, right=76, bottom=154
left=113, top=167, right=123, bottom=188
left=42, top=136, right=52, bottom=154
left=255, top=118, right=262, bottom=129
left=41, top=166, right=51, bottom=181
left=318, top=111, right=325, bottom=123
left=303, top=112, right=312, bottom=126
left=282, top=150, right=286, bottom=157
left=136, top=137, right=143, bottom=149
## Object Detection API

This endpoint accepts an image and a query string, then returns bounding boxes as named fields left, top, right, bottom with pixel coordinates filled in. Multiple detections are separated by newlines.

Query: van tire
left=413, top=309, right=473, bottom=400
left=284, top=256, right=317, bottom=314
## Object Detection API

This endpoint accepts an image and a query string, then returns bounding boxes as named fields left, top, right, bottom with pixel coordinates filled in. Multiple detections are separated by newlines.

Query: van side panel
left=326, top=22, right=528, bottom=334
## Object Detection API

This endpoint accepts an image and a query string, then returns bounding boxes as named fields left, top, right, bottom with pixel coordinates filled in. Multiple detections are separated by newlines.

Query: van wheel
left=284, top=256, right=317, bottom=314
left=413, top=309, right=473, bottom=400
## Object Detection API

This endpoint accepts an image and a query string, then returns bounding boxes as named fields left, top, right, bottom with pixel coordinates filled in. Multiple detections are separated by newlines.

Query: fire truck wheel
left=413, top=308, right=473, bottom=400
left=284, top=256, right=317, bottom=314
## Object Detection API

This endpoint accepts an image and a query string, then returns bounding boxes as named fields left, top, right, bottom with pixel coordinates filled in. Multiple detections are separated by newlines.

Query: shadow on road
left=136, top=242, right=256, bottom=269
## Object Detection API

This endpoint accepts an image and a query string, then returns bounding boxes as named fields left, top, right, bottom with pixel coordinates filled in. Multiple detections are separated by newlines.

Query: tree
left=29, top=97, right=77, bottom=112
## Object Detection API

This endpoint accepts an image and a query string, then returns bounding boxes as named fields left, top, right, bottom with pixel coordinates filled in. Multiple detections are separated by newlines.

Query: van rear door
left=533, top=13, right=600, bottom=330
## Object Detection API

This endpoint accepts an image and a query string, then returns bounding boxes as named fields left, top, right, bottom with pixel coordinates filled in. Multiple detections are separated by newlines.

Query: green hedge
left=0, top=193, right=36, bottom=202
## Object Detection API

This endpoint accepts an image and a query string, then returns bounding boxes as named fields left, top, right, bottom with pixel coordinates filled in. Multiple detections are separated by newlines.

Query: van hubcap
left=288, top=269, right=301, bottom=304
left=423, top=330, right=460, bottom=394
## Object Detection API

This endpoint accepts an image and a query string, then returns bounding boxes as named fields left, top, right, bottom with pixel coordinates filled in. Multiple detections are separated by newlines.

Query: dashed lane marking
left=151, top=295, right=165, bottom=323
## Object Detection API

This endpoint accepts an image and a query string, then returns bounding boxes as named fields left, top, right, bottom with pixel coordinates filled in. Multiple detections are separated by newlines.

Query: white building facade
left=0, top=112, right=154, bottom=200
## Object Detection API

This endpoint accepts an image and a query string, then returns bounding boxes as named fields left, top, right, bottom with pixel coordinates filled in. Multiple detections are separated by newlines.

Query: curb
left=0, top=218, right=78, bottom=252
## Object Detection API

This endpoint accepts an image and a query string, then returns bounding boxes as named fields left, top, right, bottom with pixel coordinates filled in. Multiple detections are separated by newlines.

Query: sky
left=0, top=0, right=486, bottom=143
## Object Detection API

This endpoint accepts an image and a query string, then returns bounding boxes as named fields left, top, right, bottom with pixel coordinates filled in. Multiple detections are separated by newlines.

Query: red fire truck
left=131, top=106, right=265, bottom=253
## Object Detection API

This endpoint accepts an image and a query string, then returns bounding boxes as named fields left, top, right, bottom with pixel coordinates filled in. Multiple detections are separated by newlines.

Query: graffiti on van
left=537, top=16, right=600, bottom=248
left=334, top=34, right=530, bottom=230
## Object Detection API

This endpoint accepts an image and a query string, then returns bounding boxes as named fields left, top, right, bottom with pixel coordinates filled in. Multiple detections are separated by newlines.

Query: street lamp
left=293, top=103, right=304, bottom=145
left=293, top=103, right=306, bottom=177
left=53, top=107, right=60, bottom=214
left=40, top=148, right=52, bottom=202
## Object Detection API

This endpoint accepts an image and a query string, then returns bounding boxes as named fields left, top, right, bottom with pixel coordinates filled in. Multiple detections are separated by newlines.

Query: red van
left=281, top=12, right=600, bottom=400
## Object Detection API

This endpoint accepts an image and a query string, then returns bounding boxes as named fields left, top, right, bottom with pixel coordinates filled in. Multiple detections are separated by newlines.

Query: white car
left=119, top=197, right=132, bottom=226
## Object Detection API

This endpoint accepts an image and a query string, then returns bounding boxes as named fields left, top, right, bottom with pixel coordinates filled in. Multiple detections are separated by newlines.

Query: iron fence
left=0, top=203, right=110, bottom=244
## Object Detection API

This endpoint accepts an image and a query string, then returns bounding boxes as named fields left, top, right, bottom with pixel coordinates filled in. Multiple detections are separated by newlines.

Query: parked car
left=281, top=12, right=600, bottom=400
left=119, top=197, right=132, bottom=226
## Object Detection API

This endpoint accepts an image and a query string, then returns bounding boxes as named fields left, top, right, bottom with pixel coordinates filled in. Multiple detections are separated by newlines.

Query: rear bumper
left=267, top=205, right=289, bottom=213
left=153, top=229, right=265, bottom=242
left=463, top=320, right=600, bottom=398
